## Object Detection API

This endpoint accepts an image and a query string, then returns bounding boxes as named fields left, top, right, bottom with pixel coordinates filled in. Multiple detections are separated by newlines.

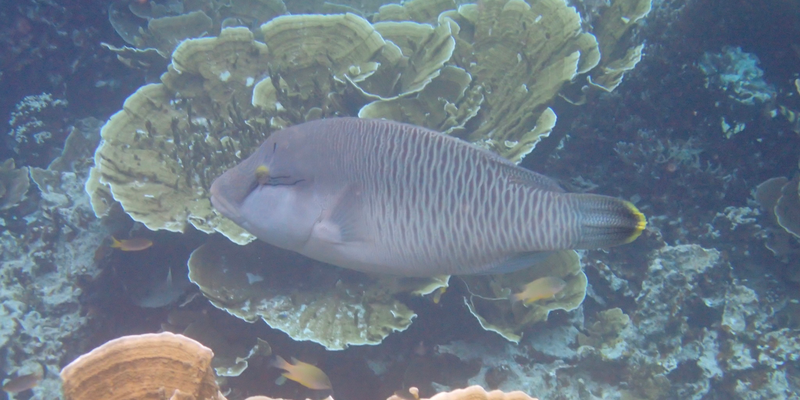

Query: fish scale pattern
left=320, top=118, right=584, bottom=275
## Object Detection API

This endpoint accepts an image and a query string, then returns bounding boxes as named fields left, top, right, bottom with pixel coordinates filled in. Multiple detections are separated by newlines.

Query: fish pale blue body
left=210, top=118, right=645, bottom=277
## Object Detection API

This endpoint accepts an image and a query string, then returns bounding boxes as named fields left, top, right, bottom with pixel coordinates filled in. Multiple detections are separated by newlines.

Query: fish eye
left=255, top=165, right=270, bottom=185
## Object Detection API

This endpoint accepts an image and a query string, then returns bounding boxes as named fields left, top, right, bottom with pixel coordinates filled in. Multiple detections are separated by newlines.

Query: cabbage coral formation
left=87, top=0, right=650, bottom=349
left=187, top=239, right=439, bottom=350
left=89, top=0, right=649, bottom=243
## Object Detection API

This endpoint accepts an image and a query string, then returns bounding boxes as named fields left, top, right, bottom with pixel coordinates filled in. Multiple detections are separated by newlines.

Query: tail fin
left=270, top=355, right=291, bottom=372
left=572, top=194, right=646, bottom=248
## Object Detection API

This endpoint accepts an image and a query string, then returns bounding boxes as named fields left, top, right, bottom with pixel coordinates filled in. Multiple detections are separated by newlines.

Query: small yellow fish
left=432, top=286, right=446, bottom=304
left=2, top=371, right=42, bottom=393
left=510, top=276, right=567, bottom=305
left=110, top=236, right=153, bottom=251
left=271, top=355, right=332, bottom=390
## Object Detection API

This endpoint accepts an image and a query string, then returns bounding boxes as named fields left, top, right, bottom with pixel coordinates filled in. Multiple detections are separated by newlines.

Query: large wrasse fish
left=210, top=118, right=645, bottom=277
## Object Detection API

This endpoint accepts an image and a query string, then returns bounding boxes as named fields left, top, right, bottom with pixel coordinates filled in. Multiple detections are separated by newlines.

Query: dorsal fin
left=490, top=159, right=564, bottom=192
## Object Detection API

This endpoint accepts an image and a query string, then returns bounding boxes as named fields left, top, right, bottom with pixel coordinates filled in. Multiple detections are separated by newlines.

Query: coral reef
left=187, top=239, right=443, bottom=350
left=426, top=245, right=800, bottom=399
left=6, top=0, right=800, bottom=399
left=586, top=0, right=650, bottom=92
left=698, top=46, right=776, bottom=106
left=0, top=118, right=107, bottom=398
left=698, top=46, right=777, bottom=139
left=5, top=93, right=69, bottom=166
left=86, top=0, right=650, bottom=350
left=86, top=1, right=652, bottom=359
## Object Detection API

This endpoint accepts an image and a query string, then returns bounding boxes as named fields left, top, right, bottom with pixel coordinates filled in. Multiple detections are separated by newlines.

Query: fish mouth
left=209, top=180, right=243, bottom=223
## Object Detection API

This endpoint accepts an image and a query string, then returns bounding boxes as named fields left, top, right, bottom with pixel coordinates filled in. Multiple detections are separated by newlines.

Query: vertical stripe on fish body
left=210, top=118, right=645, bottom=277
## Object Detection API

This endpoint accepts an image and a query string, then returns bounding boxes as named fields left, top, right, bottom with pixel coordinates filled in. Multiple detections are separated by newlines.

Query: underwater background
left=1, top=0, right=800, bottom=399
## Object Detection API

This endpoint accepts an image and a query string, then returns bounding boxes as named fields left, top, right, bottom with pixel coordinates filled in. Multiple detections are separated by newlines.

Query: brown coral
left=60, top=332, right=224, bottom=400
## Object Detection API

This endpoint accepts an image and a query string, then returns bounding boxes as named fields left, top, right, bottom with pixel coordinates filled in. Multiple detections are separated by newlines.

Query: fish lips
left=209, top=172, right=247, bottom=224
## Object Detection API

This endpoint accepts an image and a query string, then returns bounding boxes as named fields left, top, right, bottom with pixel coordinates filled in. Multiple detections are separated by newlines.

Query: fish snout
left=209, top=175, right=243, bottom=223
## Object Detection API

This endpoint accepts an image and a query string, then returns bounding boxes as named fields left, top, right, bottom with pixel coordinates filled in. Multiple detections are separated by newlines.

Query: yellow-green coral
left=88, top=18, right=395, bottom=243
left=358, top=65, right=481, bottom=135
left=588, top=0, right=651, bottom=91
left=370, top=0, right=607, bottom=164
left=356, top=18, right=456, bottom=100
left=374, top=0, right=457, bottom=24
left=109, top=0, right=287, bottom=57
left=187, top=239, right=445, bottom=350
left=259, top=13, right=385, bottom=100
left=446, top=0, right=601, bottom=164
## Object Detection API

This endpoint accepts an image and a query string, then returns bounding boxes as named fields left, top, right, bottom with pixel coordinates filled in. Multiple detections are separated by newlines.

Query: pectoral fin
left=312, top=183, right=368, bottom=244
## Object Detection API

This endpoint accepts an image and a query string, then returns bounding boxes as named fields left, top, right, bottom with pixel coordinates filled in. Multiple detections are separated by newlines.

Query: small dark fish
left=2, top=371, right=42, bottom=393
left=110, top=236, right=153, bottom=251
